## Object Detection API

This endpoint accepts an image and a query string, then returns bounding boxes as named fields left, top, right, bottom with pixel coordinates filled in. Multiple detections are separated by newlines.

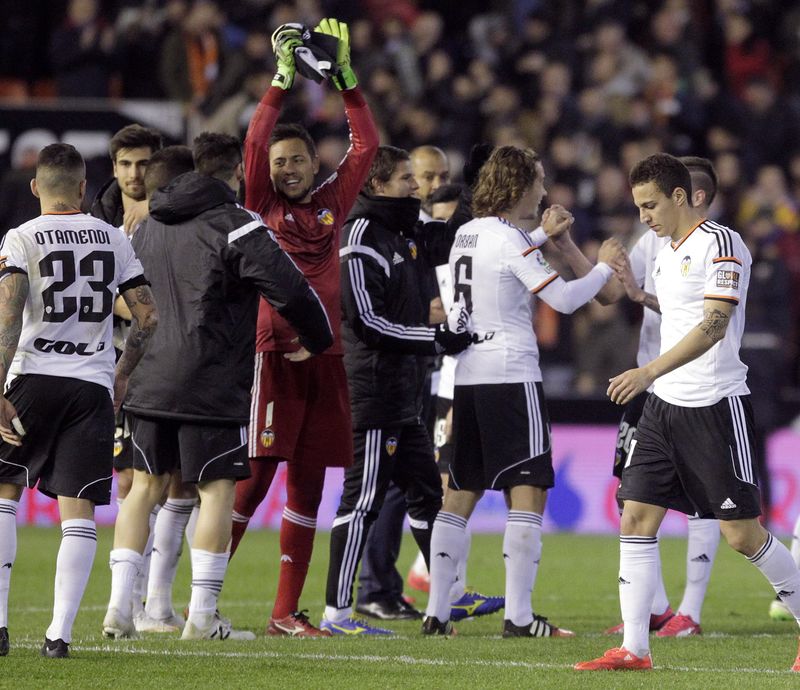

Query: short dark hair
left=144, top=145, right=195, bottom=197
left=472, top=146, right=542, bottom=218
left=364, top=145, right=409, bottom=194
left=679, top=155, right=718, bottom=206
left=109, top=124, right=163, bottom=162
left=629, top=153, right=692, bottom=203
left=268, top=123, right=317, bottom=158
left=193, top=132, right=242, bottom=180
left=36, top=143, right=85, bottom=195
left=430, top=183, right=464, bottom=205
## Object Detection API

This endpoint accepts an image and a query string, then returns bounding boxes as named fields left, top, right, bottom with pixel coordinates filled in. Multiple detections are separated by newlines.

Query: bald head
left=33, top=143, right=86, bottom=206
left=410, top=145, right=449, bottom=213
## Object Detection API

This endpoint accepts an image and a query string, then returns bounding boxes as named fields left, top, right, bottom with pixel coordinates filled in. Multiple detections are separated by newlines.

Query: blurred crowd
left=1, top=0, right=799, bottom=415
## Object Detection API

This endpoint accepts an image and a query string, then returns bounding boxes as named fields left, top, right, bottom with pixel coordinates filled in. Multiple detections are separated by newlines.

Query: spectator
left=49, top=0, right=116, bottom=98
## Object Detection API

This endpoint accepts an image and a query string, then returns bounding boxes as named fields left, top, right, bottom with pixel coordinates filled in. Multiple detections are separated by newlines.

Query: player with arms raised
left=230, top=18, right=379, bottom=636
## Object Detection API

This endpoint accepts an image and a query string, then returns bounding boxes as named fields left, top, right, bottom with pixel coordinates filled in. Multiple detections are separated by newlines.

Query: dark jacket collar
left=347, top=192, right=421, bottom=235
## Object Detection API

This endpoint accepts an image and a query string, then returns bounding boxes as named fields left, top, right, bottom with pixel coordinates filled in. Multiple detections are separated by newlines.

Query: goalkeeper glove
left=271, top=23, right=304, bottom=90
left=314, top=17, right=357, bottom=90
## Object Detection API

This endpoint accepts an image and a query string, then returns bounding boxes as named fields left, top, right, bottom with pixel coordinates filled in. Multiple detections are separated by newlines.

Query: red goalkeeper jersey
left=244, top=86, right=379, bottom=355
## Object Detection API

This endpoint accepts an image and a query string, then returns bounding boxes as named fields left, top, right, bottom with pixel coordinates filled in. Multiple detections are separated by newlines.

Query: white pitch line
left=11, top=641, right=799, bottom=675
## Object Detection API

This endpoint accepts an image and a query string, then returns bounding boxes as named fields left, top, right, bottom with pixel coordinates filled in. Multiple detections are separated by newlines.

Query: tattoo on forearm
left=640, top=291, right=661, bottom=314
left=117, top=286, right=158, bottom=377
left=133, top=285, right=153, bottom=305
left=0, top=273, right=28, bottom=388
left=116, top=315, right=157, bottom=377
left=699, top=307, right=729, bottom=343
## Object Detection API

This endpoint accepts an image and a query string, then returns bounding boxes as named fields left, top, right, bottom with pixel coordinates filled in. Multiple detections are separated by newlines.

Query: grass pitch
left=4, top=527, right=799, bottom=688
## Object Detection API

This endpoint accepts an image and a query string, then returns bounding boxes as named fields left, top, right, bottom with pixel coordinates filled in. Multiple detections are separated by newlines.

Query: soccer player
left=230, top=18, right=379, bottom=636
left=423, top=146, right=624, bottom=637
left=102, top=133, right=333, bottom=641
left=0, top=143, right=156, bottom=657
left=576, top=153, right=800, bottom=672
left=128, top=145, right=199, bottom=634
left=91, top=124, right=164, bottom=622
left=603, top=156, right=722, bottom=638
left=92, top=124, right=163, bottom=237
left=321, top=145, right=471, bottom=635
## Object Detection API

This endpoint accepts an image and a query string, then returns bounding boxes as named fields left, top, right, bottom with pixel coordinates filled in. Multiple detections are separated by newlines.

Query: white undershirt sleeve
left=536, top=262, right=613, bottom=314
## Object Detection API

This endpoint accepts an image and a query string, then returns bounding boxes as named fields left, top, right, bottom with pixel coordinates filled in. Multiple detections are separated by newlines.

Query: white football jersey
left=629, top=230, right=669, bottom=368
left=652, top=219, right=750, bottom=407
left=0, top=212, right=145, bottom=394
left=449, top=216, right=558, bottom=385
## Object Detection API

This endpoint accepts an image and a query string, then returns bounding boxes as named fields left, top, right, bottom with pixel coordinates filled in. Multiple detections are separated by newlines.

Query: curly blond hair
left=471, top=146, right=542, bottom=218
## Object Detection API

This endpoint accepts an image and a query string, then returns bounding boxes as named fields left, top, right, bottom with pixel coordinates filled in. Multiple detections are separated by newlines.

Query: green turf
left=4, top=527, right=799, bottom=688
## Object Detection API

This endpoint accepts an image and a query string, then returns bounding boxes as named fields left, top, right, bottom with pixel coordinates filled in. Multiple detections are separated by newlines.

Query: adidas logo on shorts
left=720, top=497, right=737, bottom=510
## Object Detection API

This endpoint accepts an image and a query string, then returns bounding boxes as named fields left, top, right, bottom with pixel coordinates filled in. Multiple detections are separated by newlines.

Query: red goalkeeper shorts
left=248, top=352, right=352, bottom=468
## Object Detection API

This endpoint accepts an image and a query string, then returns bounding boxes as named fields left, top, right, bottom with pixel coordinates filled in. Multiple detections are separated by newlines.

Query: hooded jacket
left=90, top=178, right=125, bottom=227
left=125, top=171, right=332, bottom=424
left=339, top=192, right=440, bottom=429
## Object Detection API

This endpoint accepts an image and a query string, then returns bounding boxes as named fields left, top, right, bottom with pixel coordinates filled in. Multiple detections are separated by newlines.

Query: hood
left=347, top=192, right=421, bottom=235
left=149, top=172, right=236, bottom=224
left=91, top=178, right=124, bottom=226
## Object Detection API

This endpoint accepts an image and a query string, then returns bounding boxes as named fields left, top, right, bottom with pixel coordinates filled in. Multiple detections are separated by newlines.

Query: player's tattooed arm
left=639, top=291, right=661, bottom=315
left=699, top=306, right=730, bottom=344
left=0, top=273, right=29, bottom=389
left=116, top=284, right=158, bottom=378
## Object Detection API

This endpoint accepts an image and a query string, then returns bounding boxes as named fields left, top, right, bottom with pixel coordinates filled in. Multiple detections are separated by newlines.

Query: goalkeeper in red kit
left=230, top=18, right=379, bottom=637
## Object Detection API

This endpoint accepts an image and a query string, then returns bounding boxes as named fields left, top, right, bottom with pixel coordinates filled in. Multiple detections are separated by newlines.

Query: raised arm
left=533, top=239, right=622, bottom=314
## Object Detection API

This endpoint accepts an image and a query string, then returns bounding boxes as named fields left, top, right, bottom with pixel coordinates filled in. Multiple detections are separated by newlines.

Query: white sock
left=678, top=517, right=720, bottom=622
left=410, top=549, right=428, bottom=576
left=426, top=512, right=467, bottom=621
left=323, top=605, right=352, bottom=622
left=188, top=549, right=228, bottom=619
left=448, top=525, right=472, bottom=601
left=46, top=520, right=97, bottom=643
left=108, top=548, right=143, bottom=618
left=133, top=505, right=160, bottom=612
left=791, top=514, right=800, bottom=567
left=146, top=498, right=196, bottom=619
left=0, top=499, right=18, bottom=628
left=185, top=504, right=200, bottom=549
left=620, top=536, right=658, bottom=658
left=748, top=533, right=800, bottom=623
left=503, top=511, right=542, bottom=627
left=650, top=544, right=670, bottom=616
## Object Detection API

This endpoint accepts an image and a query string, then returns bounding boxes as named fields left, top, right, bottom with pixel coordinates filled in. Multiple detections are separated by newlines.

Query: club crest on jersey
left=317, top=208, right=335, bottom=225
left=407, top=240, right=418, bottom=260
left=385, top=437, right=398, bottom=456
left=716, top=269, right=739, bottom=289
left=680, top=255, right=691, bottom=278
left=260, top=428, right=275, bottom=448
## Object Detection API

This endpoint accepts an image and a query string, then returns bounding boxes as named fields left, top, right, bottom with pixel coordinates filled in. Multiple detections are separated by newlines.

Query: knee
left=721, top=521, right=767, bottom=556
left=131, top=471, right=169, bottom=504
left=620, top=502, right=662, bottom=536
